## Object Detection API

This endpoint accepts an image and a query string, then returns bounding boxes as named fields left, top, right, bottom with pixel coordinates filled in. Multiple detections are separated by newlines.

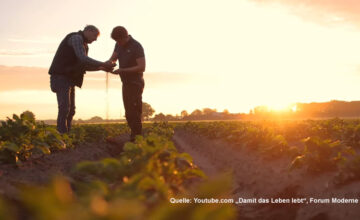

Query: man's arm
left=69, top=35, right=115, bottom=71
left=68, top=35, right=104, bottom=67
left=108, top=52, right=118, bottom=63
left=113, top=57, right=146, bottom=74
left=84, top=64, right=102, bottom=71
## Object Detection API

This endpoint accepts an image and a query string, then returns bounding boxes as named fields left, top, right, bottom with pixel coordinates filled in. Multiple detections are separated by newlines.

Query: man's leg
left=66, top=86, right=76, bottom=132
left=52, top=75, right=72, bottom=134
left=132, top=85, right=143, bottom=138
left=122, top=84, right=144, bottom=141
left=122, top=84, right=134, bottom=140
left=56, top=86, right=71, bottom=134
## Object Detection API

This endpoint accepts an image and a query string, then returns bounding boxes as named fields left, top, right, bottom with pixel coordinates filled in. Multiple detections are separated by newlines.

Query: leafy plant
left=0, top=112, right=70, bottom=164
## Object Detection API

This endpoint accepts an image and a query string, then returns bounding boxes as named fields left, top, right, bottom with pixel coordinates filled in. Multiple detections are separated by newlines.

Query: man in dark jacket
left=49, top=25, right=115, bottom=134
left=107, top=26, right=146, bottom=142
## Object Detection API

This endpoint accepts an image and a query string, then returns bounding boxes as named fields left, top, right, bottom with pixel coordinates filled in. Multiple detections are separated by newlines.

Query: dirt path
left=173, top=129, right=360, bottom=220
left=0, top=134, right=128, bottom=200
left=173, top=133, right=220, bottom=178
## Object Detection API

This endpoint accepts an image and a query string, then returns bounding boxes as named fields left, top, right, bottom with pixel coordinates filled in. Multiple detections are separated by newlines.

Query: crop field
left=1, top=112, right=360, bottom=219
left=174, top=120, right=360, bottom=219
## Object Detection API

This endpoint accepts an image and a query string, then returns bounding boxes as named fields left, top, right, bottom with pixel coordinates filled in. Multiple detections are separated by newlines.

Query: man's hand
left=102, top=61, right=116, bottom=69
left=99, top=66, right=114, bottom=72
left=112, top=69, right=121, bottom=75
left=111, top=68, right=125, bottom=77
left=99, top=61, right=116, bottom=72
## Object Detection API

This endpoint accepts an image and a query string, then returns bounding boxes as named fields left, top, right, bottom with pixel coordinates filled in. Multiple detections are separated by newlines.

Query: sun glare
left=266, top=103, right=297, bottom=112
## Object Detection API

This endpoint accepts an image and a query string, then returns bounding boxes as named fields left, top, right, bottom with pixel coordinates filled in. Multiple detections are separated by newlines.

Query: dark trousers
left=122, top=82, right=144, bottom=141
left=50, top=75, right=76, bottom=134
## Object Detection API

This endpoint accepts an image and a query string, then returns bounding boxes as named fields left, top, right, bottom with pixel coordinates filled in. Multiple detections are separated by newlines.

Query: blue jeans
left=50, top=75, right=75, bottom=134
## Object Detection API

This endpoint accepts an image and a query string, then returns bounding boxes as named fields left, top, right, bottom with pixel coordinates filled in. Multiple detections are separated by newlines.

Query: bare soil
left=0, top=134, right=129, bottom=200
left=173, top=129, right=360, bottom=220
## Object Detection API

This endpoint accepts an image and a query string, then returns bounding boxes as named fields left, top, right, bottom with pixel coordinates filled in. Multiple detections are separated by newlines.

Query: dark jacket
left=49, top=31, right=88, bottom=87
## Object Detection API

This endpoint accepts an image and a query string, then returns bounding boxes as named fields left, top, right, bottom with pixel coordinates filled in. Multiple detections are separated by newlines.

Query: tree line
left=34, top=100, right=360, bottom=124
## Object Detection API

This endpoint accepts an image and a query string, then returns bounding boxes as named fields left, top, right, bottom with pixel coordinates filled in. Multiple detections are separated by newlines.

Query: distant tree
left=181, top=110, right=188, bottom=118
left=153, top=113, right=166, bottom=121
left=202, top=108, right=216, bottom=115
left=191, top=109, right=202, bottom=116
left=223, top=109, right=229, bottom=115
left=189, top=109, right=202, bottom=120
left=165, top=114, right=176, bottom=121
left=142, top=102, right=155, bottom=120
left=77, top=119, right=84, bottom=124
left=88, top=116, right=103, bottom=122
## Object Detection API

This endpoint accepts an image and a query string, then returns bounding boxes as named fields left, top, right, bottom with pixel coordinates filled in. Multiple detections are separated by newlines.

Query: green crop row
left=0, top=111, right=129, bottom=165
left=178, top=120, right=360, bottom=185
left=0, top=119, right=236, bottom=220
left=179, top=121, right=300, bottom=159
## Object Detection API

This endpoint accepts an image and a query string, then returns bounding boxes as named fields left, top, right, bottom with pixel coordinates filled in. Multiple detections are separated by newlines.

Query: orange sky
left=1, top=0, right=360, bottom=119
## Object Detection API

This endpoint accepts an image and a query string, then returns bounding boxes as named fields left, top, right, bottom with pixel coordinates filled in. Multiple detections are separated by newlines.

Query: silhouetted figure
left=49, top=25, right=115, bottom=133
left=108, top=26, right=146, bottom=142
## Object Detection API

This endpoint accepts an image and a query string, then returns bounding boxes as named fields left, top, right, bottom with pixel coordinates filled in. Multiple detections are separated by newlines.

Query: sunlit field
left=1, top=111, right=360, bottom=219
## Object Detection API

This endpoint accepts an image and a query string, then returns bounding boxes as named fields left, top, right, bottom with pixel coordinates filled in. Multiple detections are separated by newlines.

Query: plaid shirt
left=68, top=34, right=102, bottom=69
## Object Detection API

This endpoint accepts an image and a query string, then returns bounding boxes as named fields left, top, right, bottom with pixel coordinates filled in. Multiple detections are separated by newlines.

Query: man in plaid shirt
left=49, top=25, right=115, bottom=134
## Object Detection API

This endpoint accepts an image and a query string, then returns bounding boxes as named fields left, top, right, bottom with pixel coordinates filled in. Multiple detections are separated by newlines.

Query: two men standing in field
left=49, top=25, right=145, bottom=142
